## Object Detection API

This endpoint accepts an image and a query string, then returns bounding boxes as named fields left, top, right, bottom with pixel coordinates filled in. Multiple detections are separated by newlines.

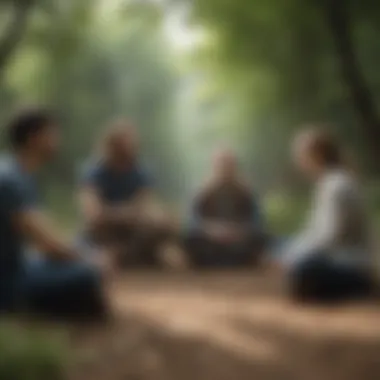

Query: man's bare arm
left=13, top=209, right=76, bottom=260
left=78, top=186, right=152, bottom=227
left=78, top=186, right=103, bottom=225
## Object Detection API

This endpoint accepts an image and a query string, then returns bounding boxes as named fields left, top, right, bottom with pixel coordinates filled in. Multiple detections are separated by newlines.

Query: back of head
left=298, top=127, right=343, bottom=167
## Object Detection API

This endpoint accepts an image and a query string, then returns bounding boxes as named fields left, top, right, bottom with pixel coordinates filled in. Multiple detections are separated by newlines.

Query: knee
left=73, top=263, right=102, bottom=290
left=86, top=219, right=108, bottom=239
left=142, top=223, right=173, bottom=244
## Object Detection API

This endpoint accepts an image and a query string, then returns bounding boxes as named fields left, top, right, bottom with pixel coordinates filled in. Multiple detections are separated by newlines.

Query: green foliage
left=185, top=0, right=380, bottom=184
left=0, top=0, right=185, bottom=199
left=1, top=0, right=380, bottom=221
left=0, top=321, right=69, bottom=380
left=265, top=193, right=307, bottom=235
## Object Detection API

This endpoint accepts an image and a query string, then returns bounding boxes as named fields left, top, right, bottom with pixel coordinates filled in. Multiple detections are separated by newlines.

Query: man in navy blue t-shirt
left=78, top=121, right=176, bottom=267
left=0, top=108, right=106, bottom=317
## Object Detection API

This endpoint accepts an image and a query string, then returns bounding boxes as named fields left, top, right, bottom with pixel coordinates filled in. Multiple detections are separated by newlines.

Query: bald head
left=212, top=147, right=239, bottom=181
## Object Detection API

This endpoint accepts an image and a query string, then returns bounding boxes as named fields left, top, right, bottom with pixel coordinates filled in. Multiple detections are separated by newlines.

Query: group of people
left=0, top=108, right=376, bottom=319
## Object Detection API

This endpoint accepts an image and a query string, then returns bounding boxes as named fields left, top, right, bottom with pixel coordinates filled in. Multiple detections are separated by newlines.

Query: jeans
left=0, top=256, right=105, bottom=319
left=289, top=254, right=373, bottom=303
left=0, top=271, right=21, bottom=313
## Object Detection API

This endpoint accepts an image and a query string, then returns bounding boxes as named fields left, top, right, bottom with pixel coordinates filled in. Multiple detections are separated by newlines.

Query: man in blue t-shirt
left=78, top=121, right=176, bottom=267
left=0, top=108, right=107, bottom=317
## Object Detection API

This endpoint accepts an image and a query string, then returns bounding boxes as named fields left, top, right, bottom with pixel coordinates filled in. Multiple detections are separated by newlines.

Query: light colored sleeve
left=281, top=176, right=349, bottom=268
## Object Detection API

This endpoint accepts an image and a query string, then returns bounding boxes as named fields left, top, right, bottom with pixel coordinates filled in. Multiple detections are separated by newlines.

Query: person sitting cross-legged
left=0, top=108, right=109, bottom=319
left=184, top=148, right=267, bottom=268
left=78, top=120, right=180, bottom=269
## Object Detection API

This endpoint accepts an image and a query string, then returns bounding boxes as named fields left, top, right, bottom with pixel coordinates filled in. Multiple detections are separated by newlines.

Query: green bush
left=0, top=321, right=69, bottom=380
left=265, top=193, right=307, bottom=235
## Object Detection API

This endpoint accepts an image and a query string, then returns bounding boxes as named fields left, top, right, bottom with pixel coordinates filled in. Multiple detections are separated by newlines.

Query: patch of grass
left=0, top=320, right=69, bottom=380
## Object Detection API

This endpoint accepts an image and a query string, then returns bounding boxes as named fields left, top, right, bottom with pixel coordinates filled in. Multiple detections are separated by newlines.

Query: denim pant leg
left=289, top=255, right=372, bottom=302
left=0, top=272, right=21, bottom=314
left=23, top=257, right=104, bottom=318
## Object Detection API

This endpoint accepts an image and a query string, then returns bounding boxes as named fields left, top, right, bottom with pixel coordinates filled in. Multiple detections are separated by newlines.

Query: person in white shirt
left=279, top=127, right=375, bottom=303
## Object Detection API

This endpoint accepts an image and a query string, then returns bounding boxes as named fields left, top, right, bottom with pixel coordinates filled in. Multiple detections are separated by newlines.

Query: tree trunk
left=0, top=0, right=35, bottom=75
left=325, top=0, right=380, bottom=168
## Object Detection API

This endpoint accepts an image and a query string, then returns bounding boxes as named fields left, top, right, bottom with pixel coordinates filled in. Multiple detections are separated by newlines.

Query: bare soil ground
left=69, top=271, right=380, bottom=380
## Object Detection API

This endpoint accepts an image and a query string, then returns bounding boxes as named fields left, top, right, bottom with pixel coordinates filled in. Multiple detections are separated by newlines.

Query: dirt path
left=70, top=272, right=380, bottom=380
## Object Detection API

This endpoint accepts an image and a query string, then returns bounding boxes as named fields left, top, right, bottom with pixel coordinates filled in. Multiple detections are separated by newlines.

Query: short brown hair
left=6, top=107, right=55, bottom=149
left=297, top=127, right=344, bottom=167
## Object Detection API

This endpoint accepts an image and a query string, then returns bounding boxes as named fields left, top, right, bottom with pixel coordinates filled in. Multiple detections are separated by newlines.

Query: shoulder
left=235, top=178, right=253, bottom=195
left=0, top=156, right=23, bottom=188
left=319, top=170, right=358, bottom=199
left=79, top=159, right=105, bottom=182
left=0, top=157, right=35, bottom=205
left=132, top=163, right=152, bottom=186
left=133, top=162, right=150, bottom=176
left=197, top=177, right=218, bottom=198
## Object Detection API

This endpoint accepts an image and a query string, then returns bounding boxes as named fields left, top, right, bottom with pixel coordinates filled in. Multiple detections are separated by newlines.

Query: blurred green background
left=1, top=0, right=380, bottom=235
left=1, top=1, right=380, bottom=375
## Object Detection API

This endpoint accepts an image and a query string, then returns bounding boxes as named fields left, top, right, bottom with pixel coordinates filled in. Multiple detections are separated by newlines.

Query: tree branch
left=324, top=0, right=380, bottom=168
left=326, top=0, right=380, bottom=132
